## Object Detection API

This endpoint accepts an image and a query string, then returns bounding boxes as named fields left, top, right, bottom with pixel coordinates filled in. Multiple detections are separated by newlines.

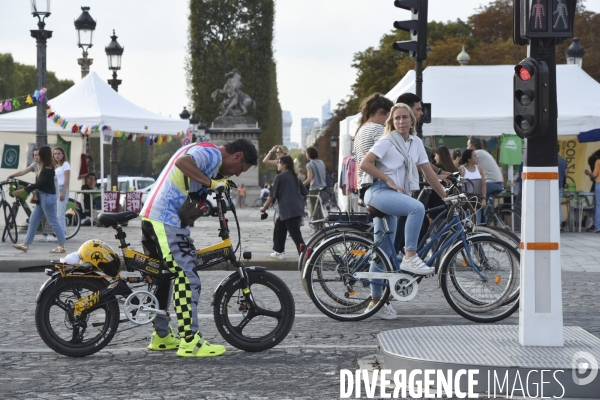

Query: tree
left=0, top=53, right=74, bottom=111
left=187, top=0, right=282, bottom=184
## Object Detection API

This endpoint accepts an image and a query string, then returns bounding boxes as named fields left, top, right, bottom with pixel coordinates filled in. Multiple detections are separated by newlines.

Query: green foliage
left=0, top=53, right=74, bottom=110
left=187, top=0, right=282, bottom=185
left=337, top=0, right=600, bottom=117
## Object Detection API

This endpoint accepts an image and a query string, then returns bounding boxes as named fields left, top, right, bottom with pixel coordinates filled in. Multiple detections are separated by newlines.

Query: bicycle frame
left=338, top=201, right=487, bottom=292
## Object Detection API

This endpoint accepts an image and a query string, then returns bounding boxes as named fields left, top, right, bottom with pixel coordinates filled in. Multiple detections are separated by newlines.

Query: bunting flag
left=0, top=87, right=45, bottom=112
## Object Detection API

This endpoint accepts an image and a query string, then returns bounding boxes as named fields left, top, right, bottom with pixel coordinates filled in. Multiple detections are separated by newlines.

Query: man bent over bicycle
left=139, top=138, right=257, bottom=357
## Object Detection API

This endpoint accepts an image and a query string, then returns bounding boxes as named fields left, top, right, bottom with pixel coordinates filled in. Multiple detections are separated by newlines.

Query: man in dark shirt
left=81, top=173, right=101, bottom=225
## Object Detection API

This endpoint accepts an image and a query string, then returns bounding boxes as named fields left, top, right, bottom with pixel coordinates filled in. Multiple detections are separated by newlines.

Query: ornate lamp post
left=105, top=30, right=124, bottom=190
left=30, top=0, right=52, bottom=147
left=330, top=135, right=339, bottom=171
left=565, top=37, right=585, bottom=68
left=74, top=6, right=96, bottom=79
left=189, top=113, right=199, bottom=142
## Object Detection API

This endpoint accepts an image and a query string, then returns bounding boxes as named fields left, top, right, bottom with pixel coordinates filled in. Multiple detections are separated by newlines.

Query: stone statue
left=211, top=69, right=256, bottom=119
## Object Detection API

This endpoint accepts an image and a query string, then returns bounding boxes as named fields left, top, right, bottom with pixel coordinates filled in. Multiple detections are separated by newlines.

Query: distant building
left=301, top=118, right=319, bottom=149
left=282, top=111, right=292, bottom=149
left=321, top=100, right=332, bottom=126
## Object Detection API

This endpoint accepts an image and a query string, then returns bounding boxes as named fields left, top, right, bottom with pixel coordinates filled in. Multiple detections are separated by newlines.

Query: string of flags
left=45, top=104, right=184, bottom=146
left=0, top=87, right=47, bottom=113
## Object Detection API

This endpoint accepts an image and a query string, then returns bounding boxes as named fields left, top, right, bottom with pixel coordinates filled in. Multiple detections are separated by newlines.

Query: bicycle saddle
left=98, top=211, right=138, bottom=227
left=366, top=205, right=386, bottom=219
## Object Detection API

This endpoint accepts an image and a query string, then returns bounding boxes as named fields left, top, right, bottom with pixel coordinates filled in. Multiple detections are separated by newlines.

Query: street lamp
left=74, top=6, right=96, bottom=79
left=179, top=106, right=191, bottom=120
left=566, top=37, right=585, bottom=68
left=330, top=135, right=339, bottom=171
left=30, top=0, right=53, bottom=147
left=105, top=30, right=124, bottom=191
left=189, top=113, right=199, bottom=142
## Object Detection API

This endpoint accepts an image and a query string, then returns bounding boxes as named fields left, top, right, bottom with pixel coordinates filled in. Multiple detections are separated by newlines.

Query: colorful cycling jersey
left=140, top=142, right=221, bottom=226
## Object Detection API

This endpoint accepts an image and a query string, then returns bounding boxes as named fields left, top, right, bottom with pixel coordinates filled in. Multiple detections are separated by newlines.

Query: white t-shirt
left=55, top=161, right=71, bottom=187
left=369, top=134, right=429, bottom=188
left=475, top=149, right=503, bottom=183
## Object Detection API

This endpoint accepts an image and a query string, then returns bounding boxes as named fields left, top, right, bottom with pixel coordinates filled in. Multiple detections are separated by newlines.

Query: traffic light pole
left=519, top=37, right=563, bottom=347
left=415, top=59, right=423, bottom=138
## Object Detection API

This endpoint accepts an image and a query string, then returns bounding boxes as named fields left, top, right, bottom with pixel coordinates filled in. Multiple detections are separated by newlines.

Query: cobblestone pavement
left=0, top=270, right=599, bottom=399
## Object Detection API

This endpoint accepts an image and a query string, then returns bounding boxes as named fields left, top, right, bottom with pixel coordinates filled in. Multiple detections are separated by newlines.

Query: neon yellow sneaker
left=147, top=326, right=180, bottom=351
left=176, top=333, right=226, bottom=357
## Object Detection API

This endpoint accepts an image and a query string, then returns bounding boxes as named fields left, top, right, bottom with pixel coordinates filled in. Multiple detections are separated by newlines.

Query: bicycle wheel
left=253, top=198, right=263, bottom=210
left=305, top=234, right=391, bottom=321
left=440, top=236, right=519, bottom=322
left=2, top=202, right=18, bottom=243
left=487, top=204, right=522, bottom=233
left=213, top=269, right=295, bottom=352
left=35, top=277, right=120, bottom=357
left=64, top=207, right=81, bottom=240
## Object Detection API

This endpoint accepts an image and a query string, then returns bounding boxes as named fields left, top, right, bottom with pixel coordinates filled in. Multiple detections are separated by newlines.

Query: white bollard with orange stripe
left=519, top=166, right=564, bottom=346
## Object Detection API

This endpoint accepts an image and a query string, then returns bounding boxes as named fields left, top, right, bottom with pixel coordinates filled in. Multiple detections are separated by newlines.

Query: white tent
left=337, top=64, right=600, bottom=211
left=0, top=71, right=188, bottom=202
left=0, top=71, right=188, bottom=134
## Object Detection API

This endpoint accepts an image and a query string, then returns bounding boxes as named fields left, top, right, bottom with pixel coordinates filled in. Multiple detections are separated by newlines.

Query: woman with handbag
left=11, top=146, right=67, bottom=253
left=359, top=103, right=447, bottom=319
left=260, top=155, right=308, bottom=259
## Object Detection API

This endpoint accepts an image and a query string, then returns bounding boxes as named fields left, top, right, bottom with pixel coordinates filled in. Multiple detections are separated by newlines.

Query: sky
left=1, top=0, right=598, bottom=144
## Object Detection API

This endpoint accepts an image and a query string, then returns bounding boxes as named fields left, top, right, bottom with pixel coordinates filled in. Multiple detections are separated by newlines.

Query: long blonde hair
left=383, top=103, right=417, bottom=136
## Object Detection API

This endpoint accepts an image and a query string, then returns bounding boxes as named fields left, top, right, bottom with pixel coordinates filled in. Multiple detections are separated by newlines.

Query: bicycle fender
left=35, top=271, right=109, bottom=303
left=211, top=267, right=267, bottom=305
left=436, top=233, right=494, bottom=288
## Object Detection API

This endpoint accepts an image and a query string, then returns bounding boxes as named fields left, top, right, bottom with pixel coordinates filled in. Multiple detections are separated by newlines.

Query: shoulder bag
left=30, top=190, right=40, bottom=204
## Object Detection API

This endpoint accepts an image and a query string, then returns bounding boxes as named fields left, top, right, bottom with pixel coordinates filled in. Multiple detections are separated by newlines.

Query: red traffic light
left=515, top=65, right=533, bottom=81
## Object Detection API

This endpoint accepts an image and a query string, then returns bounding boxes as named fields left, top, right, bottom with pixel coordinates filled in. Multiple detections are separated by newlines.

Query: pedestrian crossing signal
left=517, top=0, right=576, bottom=39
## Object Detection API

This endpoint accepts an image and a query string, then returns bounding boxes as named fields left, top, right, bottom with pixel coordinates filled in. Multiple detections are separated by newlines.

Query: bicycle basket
left=9, top=183, right=28, bottom=201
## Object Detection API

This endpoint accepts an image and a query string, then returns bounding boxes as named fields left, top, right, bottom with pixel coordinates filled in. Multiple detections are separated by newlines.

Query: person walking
left=458, top=149, right=487, bottom=223
left=11, top=146, right=67, bottom=253
left=584, top=150, right=600, bottom=232
left=237, top=183, right=247, bottom=209
left=303, top=147, right=327, bottom=221
left=260, top=155, right=308, bottom=259
left=139, top=138, right=257, bottom=357
left=53, top=147, right=71, bottom=236
left=359, top=103, right=446, bottom=319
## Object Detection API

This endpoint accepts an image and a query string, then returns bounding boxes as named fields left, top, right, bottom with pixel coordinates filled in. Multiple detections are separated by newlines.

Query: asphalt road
left=0, top=270, right=598, bottom=399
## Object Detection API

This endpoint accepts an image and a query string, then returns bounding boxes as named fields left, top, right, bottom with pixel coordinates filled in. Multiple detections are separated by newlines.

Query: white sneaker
left=385, top=302, right=397, bottom=315
left=38, top=235, right=51, bottom=242
left=401, top=255, right=434, bottom=275
left=270, top=252, right=286, bottom=260
left=47, top=235, right=57, bottom=242
left=364, top=302, right=397, bottom=320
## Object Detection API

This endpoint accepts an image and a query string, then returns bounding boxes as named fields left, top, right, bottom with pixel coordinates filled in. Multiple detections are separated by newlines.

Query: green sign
left=56, top=134, right=72, bottom=162
left=499, top=134, right=523, bottom=165
left=1, top=144, right=20, bottom=169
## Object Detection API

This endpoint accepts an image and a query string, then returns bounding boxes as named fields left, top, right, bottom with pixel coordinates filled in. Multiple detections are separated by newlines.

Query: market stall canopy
left=341, top=64, right=600, bottom=138
left=0, top=71, right=188, bottom=135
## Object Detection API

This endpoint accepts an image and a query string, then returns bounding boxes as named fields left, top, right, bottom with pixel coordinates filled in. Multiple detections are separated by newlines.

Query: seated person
left=81, top=173, right=101, bottom=224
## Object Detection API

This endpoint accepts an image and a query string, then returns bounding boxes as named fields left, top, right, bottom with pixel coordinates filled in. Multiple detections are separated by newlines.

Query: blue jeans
left=364, top=180, right=425, bottom=297
left=595, top=184, right=600, bottom=229
left=57, top=185, right=69, bottom=234
left=25, top=191, right=66, bottom=244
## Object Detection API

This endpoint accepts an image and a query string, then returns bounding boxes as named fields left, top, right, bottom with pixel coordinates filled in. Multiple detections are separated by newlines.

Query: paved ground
left=0, top=267, right=599, bottom=399
left=1, top=207, right=600, bottom=273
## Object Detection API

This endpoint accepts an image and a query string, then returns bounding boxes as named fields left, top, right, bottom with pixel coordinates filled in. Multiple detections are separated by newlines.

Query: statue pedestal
left=210, top=117, right=262, bottom=189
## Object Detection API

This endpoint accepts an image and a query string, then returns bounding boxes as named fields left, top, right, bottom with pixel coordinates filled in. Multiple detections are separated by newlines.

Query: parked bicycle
left=303, top=193, right=520, bottom=323
left=35, top=182, right=295, bottom=357
left=1, top=179, right=23, bottom=243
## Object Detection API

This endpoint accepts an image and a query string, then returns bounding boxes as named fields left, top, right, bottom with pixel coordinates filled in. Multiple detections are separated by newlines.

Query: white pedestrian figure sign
left=553, top=0, right=569, bottom=30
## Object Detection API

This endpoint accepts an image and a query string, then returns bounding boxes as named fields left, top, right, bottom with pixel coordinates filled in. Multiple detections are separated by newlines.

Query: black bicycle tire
left=213, top=270, right=295, bottom=352
left=64, top=207, right=81, bottom=240
left=35, top=277, right=120, bottom=357
left=486, top=204, right=522, bottom=233
left=440, top=236, right=519, bottom=320
left=305, top=234, right=391, bottom=322
left=2, top=201, right=18, bottom=243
